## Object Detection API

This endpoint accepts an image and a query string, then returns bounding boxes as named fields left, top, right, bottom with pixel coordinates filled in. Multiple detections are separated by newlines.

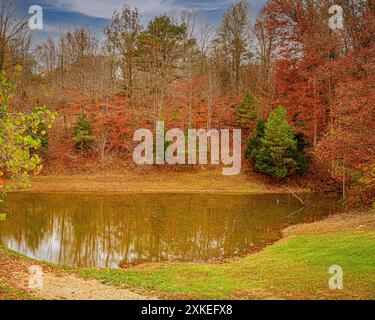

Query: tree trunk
left=342, top=160, right=346, bottom=201
left=0, top=38, right=5, bottom=72
left=188, top=59, right=193, bottom=128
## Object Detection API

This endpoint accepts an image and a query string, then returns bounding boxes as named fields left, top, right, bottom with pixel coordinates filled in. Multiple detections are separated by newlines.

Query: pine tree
left=235, top=93, right=261, bottom=128
left=245, top=119, right=265, bottom=159
left=293, top=132, right=308, bottom=175
left=255, top=107, right=298, bottom=179
left=73, top=115, right=95, bottom=152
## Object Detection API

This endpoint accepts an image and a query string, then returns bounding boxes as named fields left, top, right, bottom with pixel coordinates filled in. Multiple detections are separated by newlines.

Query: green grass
left=0, top=280, right=38, bottom=300
left=78, top=231, right=375, bottom=300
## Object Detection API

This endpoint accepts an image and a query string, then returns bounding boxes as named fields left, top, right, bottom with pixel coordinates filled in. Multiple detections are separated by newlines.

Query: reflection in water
left=0, top=193, right=338, bottom=268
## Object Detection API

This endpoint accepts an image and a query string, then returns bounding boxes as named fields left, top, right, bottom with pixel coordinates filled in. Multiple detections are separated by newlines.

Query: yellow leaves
left=14, top=64, right=23, bottom=75
left=1, top=74, right=55, bottom=192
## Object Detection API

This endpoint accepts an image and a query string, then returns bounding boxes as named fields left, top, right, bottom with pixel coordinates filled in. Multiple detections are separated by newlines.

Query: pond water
left=0, top=193, right=339, bottom=268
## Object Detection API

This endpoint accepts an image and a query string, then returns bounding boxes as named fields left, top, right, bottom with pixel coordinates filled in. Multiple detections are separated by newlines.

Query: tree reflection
left=0, top=193, right=337, bottom=268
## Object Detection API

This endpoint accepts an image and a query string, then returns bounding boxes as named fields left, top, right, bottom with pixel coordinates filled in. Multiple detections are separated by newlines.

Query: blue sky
left=16, top=0, right=266, bottom=42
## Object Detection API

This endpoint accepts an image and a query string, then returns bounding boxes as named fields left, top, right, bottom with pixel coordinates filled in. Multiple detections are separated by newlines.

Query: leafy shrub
left=350, top=164, right=375, bottom=207
left=0, top=73, right=56, bottom=192
left=29, top=105, right=50, bottom=153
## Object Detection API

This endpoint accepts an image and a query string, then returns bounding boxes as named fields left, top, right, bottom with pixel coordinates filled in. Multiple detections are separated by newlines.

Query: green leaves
left=138, top=15, right=188, bottom=66
left=0, top=73, right=57, bottom=193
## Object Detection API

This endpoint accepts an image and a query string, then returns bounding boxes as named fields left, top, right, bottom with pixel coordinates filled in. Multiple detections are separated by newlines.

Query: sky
left=15, top=0, right=266, bottom=42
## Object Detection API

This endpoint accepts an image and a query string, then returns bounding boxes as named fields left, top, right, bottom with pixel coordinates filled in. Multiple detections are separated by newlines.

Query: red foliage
left=262, top=0, right=375, bottom=201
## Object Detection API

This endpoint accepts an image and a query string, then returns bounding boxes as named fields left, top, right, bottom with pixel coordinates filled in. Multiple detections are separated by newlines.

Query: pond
left=0, top=193, right=339, bottom=268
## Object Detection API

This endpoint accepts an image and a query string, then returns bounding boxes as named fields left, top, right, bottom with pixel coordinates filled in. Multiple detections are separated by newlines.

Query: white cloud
left=51, top=0, right=237, bottom=20
left=54, top=0, right=181, bottom=19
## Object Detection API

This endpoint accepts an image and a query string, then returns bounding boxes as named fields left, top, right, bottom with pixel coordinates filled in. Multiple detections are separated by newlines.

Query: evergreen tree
left=293, top=132, right=308, bottom=175
left=235, top=93, right=261, bottom=128
left=73, top=115, right=95, bottom=152
left=245, top=119, right=265, bottom=159
left=256, top=107, right=297, bottom=179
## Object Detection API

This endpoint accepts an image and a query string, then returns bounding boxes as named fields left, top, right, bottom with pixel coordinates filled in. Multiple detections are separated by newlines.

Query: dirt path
left=0, top=249, right=154, bottom=300
left=20, top=272, right=151, bottom=300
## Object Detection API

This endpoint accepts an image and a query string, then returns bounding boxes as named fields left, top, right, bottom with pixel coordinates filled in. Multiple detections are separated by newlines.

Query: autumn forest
left=0, top=0, right=374, bottom=302
left=0, top=0, right=373, bottom=204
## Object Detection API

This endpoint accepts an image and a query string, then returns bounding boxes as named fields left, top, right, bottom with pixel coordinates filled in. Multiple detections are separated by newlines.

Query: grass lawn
left=78, top=212, right=375, bottom=300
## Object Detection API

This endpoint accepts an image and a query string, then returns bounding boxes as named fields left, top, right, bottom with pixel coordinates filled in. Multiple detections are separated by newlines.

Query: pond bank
left=20, top=171, right=309, bottom=194
left=1, top=211, right=374, bottom=300
left=0, top=248, right=155, bottom=300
